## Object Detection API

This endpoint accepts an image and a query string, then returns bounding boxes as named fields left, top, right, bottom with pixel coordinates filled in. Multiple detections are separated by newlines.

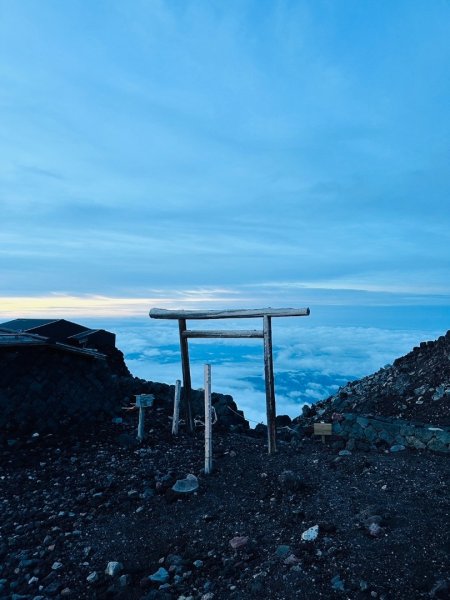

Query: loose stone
left=105, top=561, right=123, bottom=576
left=149, top=567, right=170, bottom=583
left=229, top=536, right=249, bottom=550
left=301, top=525, right=319, bottom=541
left=86, top=572, right=98, bottom=584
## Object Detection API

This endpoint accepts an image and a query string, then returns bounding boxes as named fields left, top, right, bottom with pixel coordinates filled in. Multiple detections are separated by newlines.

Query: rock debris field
left=1, top=406, right=449, bottom=600
left=315, top=330, right=450, bottom=428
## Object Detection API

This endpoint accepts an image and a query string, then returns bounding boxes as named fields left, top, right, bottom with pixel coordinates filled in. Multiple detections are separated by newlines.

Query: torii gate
left=149, top=307, right=310, bottom=454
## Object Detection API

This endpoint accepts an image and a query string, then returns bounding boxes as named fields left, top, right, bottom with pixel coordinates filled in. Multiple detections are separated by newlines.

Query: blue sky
left=1, top=0, right=449, bottom=317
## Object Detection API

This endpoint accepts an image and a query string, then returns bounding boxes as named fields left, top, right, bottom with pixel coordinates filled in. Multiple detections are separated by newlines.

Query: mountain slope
left=312, top=330, right=450, bottom=427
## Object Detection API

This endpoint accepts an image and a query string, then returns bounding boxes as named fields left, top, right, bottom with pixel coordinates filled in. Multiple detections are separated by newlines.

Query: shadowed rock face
left=315, top=330, right=450, bottom=427
left=0, top=345, right=246, bottom=437
left=0, top=346, right=126, bottom=435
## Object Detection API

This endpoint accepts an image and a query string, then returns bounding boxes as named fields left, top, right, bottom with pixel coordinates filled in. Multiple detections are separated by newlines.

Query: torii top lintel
left=149, top=307, right=310, bottom=320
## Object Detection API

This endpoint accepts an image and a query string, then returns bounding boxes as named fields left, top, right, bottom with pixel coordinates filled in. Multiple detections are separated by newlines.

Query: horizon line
left=0, top=291, right=449, bottom=320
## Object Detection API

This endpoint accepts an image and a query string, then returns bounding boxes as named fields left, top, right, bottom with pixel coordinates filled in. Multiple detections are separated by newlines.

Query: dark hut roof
left=0, top=332, right=105, bottom=358
left=69, top=329, right=102, bottom=341
left=0, top=319, right=58, bottom=331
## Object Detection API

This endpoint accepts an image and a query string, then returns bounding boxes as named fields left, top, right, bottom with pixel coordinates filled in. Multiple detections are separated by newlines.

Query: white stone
left=301, top=525, right=319, bottom=541
left=172, top=474, right=199, bottom=493
left=86, top=572, right=98, bottom=583
left=105, top=561, right=123, bottom=576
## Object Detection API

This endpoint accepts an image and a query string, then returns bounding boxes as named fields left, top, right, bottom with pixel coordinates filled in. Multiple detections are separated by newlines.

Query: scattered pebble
left=229, top=536, right=249, bottom=550
left=331, top=574, right=345, bottom=591
left=390, top=444, right=406, bottom=452
left=301, top=525, right=319, bottom=541
left=86, top=572, right=98, bottom=584
left=149, top=567, right=169, bottom=583
left=105, top=561, right=123, bottom=576
left=172, top=474, right=199, bottom=493
left=275, top=545, right=291, bottom=558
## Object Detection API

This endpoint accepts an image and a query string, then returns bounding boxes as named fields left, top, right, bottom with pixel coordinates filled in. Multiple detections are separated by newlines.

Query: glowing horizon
left=0, top=293, right=245, bottom=319
left=1, top=284, right=448, bottom=321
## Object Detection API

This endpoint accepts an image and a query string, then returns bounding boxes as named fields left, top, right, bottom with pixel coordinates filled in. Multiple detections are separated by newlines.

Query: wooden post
left=135, top=394, right=154, bottom=442
left=172, top=379, right=181, bottom=436
left=137, top=406, right=145, bottom=442
left=178, top=318, right=194, bottom=433
left=263, top=315, right=277, bottom=454
left=204, top=364, right=213, bottom=474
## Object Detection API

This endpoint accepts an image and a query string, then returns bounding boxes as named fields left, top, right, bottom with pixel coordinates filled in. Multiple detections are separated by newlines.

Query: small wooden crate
left=314, top=422, right=332, bottom=443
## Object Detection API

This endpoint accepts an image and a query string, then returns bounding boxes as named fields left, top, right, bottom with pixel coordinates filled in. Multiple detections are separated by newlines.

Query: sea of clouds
left=83, top=306, right=447, bottom=425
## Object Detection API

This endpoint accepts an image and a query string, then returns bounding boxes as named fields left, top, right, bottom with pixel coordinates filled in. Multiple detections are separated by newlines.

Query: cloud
left=0, top=2, right=449, bottom=301
left=111, top=315, right=445, bottom=423
left=1, top=303, right=443, bottom=424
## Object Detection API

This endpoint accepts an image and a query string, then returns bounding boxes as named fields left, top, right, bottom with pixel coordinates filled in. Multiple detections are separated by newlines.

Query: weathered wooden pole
left=137, top=405, right=145, bottom=442
left=172, top=379, right=181, bottom=436
left=263, top=315, right=277, bottom=454
left=151, top=307, right=310, bottom=319
left=135, top=394, right=155, bottom=442
left=204, top=364, right=213, bottom=474
left=178, top=318, right=194, bottom=433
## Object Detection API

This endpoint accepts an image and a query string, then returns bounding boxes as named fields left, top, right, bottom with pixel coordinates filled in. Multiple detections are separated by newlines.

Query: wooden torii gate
left=149, top=307, right=310, bottom=454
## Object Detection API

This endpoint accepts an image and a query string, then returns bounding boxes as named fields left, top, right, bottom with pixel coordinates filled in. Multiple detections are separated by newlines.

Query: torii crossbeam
left=149, top=307, right=310, bottom=454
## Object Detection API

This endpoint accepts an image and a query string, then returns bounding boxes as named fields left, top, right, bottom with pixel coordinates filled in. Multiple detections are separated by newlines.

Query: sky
left=1, top=0, right=450, bottom=317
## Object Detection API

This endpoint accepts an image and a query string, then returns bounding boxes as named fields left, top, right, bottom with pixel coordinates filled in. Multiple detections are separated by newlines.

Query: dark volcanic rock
left=0, top=345, right=127, bottom=435
left=314, top=330, right=450, bottom=427
left=0, top=344, right=245, bottom=436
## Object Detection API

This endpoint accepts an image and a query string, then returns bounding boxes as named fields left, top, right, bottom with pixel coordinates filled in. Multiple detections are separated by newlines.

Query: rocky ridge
left=312, top=330, right=450, bottom=427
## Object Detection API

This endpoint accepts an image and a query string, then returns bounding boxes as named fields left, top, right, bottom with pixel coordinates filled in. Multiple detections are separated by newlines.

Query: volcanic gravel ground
left=1, top=408, right=449, bottom=600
